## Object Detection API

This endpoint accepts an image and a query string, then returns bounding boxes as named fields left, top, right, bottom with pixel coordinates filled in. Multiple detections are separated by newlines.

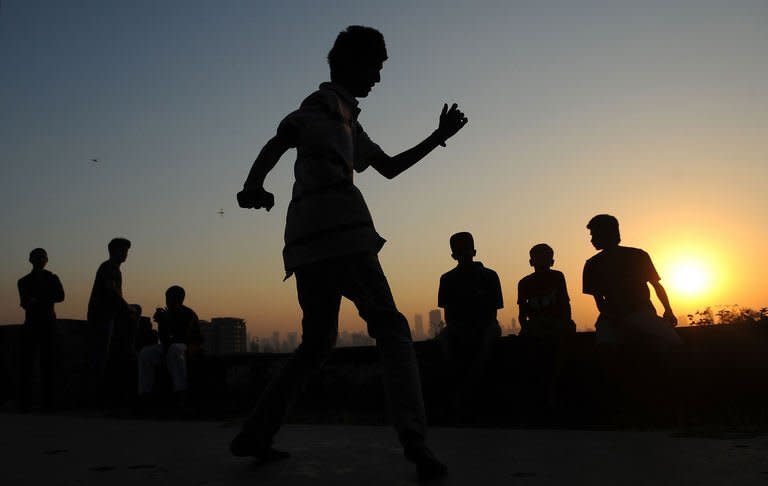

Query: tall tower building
left=272, top=331, right=281, bottom=352
left=285, top=331, right=298, bottom=351
left=414, top=314, right=424, bottom=340
left=428, top=309, right=444, bottom=338
left=208, top=317, right=248, bottom=354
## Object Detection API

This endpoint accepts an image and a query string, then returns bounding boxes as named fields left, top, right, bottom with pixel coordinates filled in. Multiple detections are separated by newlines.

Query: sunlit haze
left=2, top=1, right=767, bottom=339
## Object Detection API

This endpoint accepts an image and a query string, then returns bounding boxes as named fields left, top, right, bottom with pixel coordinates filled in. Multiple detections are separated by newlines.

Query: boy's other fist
left=237, top=187, right=275, bottom=211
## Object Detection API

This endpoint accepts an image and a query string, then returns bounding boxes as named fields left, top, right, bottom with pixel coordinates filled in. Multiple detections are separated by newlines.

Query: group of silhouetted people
left=10, top=24, right=685, bottom=481
left=433, top=213, right=683, bottom=426
left=15, top=238, right=201, bottom=414
left=231, top=25, right=683, bottom=479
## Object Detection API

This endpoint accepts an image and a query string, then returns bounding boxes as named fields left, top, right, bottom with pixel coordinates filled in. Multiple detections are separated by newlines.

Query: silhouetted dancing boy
left=583, top=215, right=681, bottom=348
left=232, top=26, right=466, bottom=479
left=17, top=248, right=65, bottom=410
left=517, top=243, right=573, bottom=421
left=437, top=232, right=503, bottom=420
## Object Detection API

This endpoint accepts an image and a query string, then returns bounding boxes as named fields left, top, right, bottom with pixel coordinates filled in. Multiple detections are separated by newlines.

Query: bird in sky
left=217, top=208, right=225, bottom=217
left=90, top=158, right=100, bottom=164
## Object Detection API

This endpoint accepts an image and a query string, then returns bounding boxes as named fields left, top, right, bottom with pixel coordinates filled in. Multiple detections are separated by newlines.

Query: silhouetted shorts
left=595, top=311, right=682, bottom=348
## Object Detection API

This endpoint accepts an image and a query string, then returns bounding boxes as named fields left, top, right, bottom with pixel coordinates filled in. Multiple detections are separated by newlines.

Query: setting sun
left=667, top=260, right=713, bottom=297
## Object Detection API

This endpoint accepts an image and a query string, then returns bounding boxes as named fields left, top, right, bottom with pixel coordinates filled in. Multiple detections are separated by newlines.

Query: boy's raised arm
left=369, top=103, right=467, bottom=179
left=238, top=128, right=296, bottom=211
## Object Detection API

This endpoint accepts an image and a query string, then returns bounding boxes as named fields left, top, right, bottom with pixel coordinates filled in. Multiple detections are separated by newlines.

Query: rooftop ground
left=3, top=413, right=768, bottom=485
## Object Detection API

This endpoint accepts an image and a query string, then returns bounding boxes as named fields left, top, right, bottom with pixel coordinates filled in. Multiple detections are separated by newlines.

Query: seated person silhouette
left=437, top=232, right=503, bottom=420
left=17, top=248, right=65, bottom=411
left=517, top=243, right=574, bottom=422
left=582, top=214, right=681, bottom=348
left=232, top=25, right=466, bottom=479
left=138, top=286, right=201, bottom=407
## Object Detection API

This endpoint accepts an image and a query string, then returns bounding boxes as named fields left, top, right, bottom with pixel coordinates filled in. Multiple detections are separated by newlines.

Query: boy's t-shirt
left=517, top=269, right=570, bottom=322
left=157, top=305, right=200, bottom=346
left=278, top=82, right=386, bottom=272
left=87, top=260, right=124, bottom=322
left=438, top=262, right=503, bottom=329
left=17, top=269, right=65, bottom=323
left=582, top=246, right=660, bottom=317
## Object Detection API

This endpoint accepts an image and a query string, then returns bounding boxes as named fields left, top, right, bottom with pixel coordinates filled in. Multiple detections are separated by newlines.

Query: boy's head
left=587, top=214, right=621, bottom=250
left=450, top=232, right=476, bottom=263
left=165, top=285, right=186, bottom=310
left=328, top=25, right=387, bottom=98
left=529, top=243, right=554, bottom=270
left=29, top=248, right=48, bottom=270
left=108, top=237, right=131, bottom=263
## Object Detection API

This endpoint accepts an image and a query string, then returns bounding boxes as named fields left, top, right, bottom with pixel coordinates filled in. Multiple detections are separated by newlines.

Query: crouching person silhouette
left=231, top=25, right=467, bottom=480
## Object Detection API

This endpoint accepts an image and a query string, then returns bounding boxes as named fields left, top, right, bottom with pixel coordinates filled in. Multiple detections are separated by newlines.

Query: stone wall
left=3, top=320, right=768, bottom=427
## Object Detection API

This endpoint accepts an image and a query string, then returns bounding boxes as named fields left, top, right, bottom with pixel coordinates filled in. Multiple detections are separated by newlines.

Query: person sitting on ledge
left=137, top=286, right=201, bottom=409
left=582, top=214, right=681, bottom=349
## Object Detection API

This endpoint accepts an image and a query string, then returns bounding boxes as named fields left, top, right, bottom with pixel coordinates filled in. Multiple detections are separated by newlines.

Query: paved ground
left=2, top=413, right=768, bottom=485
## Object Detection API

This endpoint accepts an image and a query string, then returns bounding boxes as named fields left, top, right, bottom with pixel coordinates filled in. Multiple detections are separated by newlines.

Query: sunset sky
left=2, top=1, right=767, bottom=339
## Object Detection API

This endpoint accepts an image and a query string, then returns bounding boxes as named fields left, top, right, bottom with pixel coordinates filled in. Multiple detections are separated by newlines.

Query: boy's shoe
left=404, top=443, right=448, bottom=481
left=230, top=431, right=290, bottom=463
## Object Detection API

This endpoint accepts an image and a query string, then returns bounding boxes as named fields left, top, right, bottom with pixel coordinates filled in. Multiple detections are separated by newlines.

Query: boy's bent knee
left=366, top=310, right=413, bottom=343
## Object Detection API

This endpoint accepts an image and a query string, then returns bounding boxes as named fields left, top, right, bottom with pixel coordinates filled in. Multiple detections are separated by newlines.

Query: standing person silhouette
left=437, top=232, right=503, bottom=422
left=232, top=25, right=467, bottom=479
left=582, top=215, right=681, bottom=348
left=517, top=243, right=574, bottom=423
left=17, top=248, right=65, bottom=411
left=87, top=237, right=134, bottom=403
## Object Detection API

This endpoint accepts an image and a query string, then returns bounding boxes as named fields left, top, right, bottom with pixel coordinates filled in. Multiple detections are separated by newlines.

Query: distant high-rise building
left=428, top=309, right=444, bottom=338
left=338, top=330, right=350, bottom=347
left=260, top=337, right=276, bottom=353
left=199, top=320, right=216, bottom=354
left=272, top=331, right=281, bottom=352
left=414, top=314, right=424, bottom=340
left=350, top=331, right=374, bottom=347
left=201, top=317, right=247, bottom=354
left=285, top=331, right=298, bottom=351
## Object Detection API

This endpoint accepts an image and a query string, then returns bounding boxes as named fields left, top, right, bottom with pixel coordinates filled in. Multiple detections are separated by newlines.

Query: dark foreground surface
left=3, top=413, right=768, bottom=486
